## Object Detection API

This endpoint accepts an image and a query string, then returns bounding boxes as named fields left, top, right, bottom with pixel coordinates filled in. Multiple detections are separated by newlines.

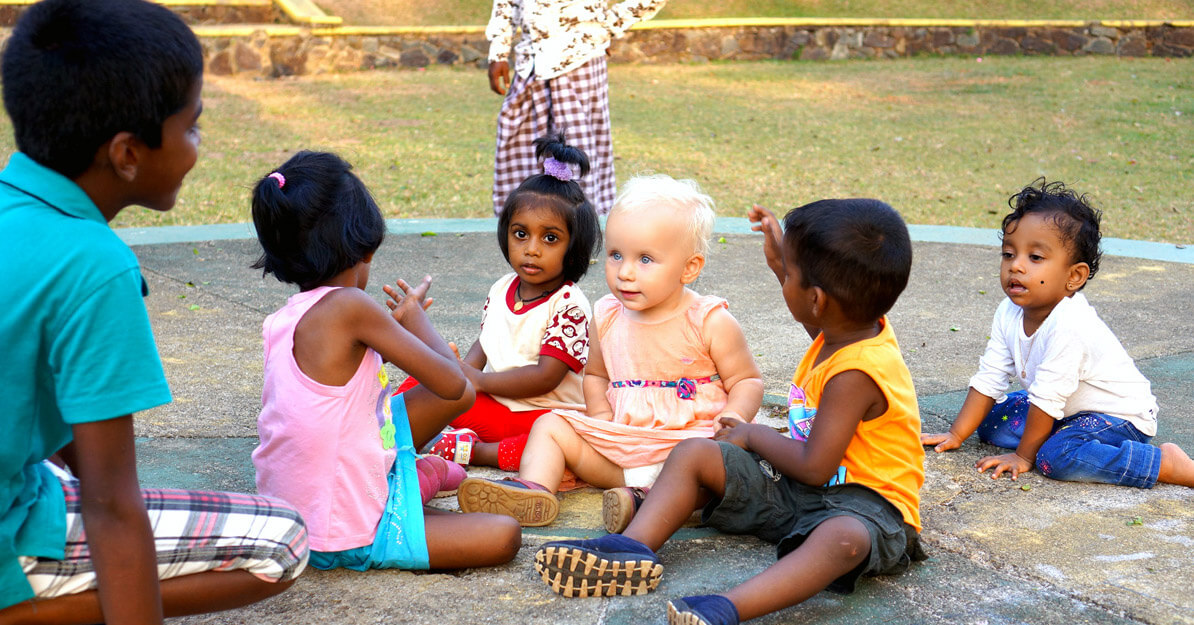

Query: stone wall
left=0, top=3, right=279, bottom=26
left=196, top=20, right=1194, bottom=77
left=0, top=18, right=1189, bottom=77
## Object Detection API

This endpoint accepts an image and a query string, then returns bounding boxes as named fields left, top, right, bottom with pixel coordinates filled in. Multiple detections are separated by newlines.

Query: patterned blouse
left=486, top=0, right=667, bottom=80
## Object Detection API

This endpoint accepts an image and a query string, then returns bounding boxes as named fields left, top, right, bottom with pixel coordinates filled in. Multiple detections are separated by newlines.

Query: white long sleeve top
left=968, top=293, right=1158, bottom=436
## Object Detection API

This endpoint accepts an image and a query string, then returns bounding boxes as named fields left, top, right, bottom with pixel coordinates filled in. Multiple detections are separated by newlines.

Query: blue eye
left=610, top=252, right=622, bottom=261
left=639, top=255, right=652, bottom=265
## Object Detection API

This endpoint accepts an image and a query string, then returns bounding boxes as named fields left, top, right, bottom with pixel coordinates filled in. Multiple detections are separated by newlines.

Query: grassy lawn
left=0, top=56, right=1190, bottom=243
left=317, top=0, right=1194, bottom=26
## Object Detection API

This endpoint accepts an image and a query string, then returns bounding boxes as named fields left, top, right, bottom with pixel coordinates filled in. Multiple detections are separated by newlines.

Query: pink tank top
left=252, top=286, right=397, bottom=552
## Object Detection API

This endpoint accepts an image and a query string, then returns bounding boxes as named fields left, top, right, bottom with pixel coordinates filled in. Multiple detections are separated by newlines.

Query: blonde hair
left=610, top=174, right=716, bottom=256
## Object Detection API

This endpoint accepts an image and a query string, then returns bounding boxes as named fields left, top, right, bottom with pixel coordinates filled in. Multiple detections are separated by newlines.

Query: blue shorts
left=309, top=393, right=429, bottom=570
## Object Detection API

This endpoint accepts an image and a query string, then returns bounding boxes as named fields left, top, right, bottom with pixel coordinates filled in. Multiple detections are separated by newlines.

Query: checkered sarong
left=493, top=55, right=615, bottom=216
left=20, top=466, right=308, bottom=598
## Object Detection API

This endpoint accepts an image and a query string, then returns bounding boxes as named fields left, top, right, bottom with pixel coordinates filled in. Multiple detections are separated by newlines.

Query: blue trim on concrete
left=116, top=218, right=1194, bottom=264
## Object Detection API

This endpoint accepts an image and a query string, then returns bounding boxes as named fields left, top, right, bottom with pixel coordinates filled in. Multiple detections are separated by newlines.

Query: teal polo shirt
left=0, top=152, right=172, bottom=609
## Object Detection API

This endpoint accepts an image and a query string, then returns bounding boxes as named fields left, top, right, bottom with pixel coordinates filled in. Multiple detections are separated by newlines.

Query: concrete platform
left=126, top=225, right=1194, bottom=624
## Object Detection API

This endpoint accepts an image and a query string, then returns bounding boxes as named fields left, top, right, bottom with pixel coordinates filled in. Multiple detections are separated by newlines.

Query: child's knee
left=1035, top=435, right=1085, bottom=480
left=817, top=515, right=872, bottom=561
left=497, top=516, right=522, bottom=560
left=529, top=412, right=571, bottom=439
left=673, top=437, right=722, bottom=463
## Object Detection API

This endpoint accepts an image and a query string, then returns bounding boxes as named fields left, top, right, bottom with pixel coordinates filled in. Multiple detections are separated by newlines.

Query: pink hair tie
left=268, top=172, right=286, bottom=189
left=542, top=157, right=572, bottom=182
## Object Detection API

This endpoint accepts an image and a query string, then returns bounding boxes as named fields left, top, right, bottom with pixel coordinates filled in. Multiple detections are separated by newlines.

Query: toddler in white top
left=922, top=179, right=1194, bottom=488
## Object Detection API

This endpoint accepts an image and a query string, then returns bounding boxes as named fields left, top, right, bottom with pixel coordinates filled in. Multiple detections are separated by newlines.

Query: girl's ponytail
left=250, top=151, right=386, bottom=290
left=533, top=132, right=590, bottom=179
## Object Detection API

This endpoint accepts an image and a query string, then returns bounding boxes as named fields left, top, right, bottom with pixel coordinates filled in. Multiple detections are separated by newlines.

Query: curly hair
left=1002, top=178, right=1102, bottom=284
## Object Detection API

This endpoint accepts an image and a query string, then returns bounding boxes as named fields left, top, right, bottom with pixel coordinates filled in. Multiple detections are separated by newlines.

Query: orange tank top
left=789, top=317, right=924, bottom=530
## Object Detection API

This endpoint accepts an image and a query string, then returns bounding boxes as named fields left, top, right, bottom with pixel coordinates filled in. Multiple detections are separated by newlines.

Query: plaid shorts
left=493, top=55, right=615, bottom=216
left=20, top=464, right=308, bottom=599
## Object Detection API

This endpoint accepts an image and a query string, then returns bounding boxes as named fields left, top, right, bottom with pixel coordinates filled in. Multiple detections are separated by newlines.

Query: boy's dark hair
left=1001, top=178, right=1102, bottom=285
left=251, top=151, right=386, bottom=291
left=1, top=0, right=204, bottom=179
left=497, top=132, right=601, bottom=284
left=783, top=199, right=912, bottom=325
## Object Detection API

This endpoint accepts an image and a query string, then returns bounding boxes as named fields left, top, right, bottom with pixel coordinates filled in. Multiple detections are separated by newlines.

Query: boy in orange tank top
left=532, top=199, right=927, bottom=625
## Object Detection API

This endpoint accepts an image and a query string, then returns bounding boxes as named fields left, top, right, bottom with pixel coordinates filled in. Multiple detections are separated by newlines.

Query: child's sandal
left=457, top=477, right=559, bottom=526
left=602, top=486, right=649, bottom=534
left=424, top=428, right=478, bottom=465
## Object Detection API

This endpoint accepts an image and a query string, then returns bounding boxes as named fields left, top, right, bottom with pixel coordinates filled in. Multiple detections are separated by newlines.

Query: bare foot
left=1157, top=443, right=1194, bottom=487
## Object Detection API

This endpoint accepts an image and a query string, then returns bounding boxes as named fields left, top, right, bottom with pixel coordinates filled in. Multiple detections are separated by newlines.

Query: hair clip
left=268, top=172, right=286, bottom=189
left=542, top=157, right=572, bottom=182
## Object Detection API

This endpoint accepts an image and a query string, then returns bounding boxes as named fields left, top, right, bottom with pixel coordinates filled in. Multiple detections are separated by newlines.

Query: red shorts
left=395, top=377, right=549, bottom=443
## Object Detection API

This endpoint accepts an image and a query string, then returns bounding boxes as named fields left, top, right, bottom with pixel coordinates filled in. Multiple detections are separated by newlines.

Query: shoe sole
left=457, top=478, right=559, bottom=526
left=667, top=601, right=711, bottom=625
left=535, top=544, right=662, bottom=597
left=602, top=488, right=636, bottom=534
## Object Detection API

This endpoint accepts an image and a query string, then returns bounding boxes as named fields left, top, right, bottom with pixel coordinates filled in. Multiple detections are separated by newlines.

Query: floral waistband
left=609, top=374, right=721, bottom=400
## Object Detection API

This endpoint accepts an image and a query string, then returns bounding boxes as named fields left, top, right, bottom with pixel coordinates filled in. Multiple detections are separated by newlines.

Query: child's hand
left=383, top=277, right=433, bottom=324
left=713, top=415, right=753, bottom=450
left=975, top=452, right=1033, bottom=480
left=747, top=204, right=786, bottom=280
left=449, top=341, right=483, bottom=384
left=711, top=410, right=745, bottom=432
left=921, top=431, right=964, bottom=453
left=488, top=60, right=511, bottom=95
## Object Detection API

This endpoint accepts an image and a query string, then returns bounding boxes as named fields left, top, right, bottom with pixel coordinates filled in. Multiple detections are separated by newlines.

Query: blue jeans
left=977, top=390, right=1161, bottom=488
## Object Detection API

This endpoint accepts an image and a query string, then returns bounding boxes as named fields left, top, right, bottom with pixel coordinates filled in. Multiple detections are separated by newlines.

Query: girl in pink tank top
left=249, top=151, right=520, bottom=571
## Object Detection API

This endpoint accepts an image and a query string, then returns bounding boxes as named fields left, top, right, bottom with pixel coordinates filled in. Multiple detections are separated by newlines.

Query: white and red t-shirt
left=478, top=273, right=591, bottom=412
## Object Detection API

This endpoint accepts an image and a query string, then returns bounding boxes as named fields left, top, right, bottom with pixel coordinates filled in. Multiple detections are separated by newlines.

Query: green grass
left=316, top=0, right=1194, bottom=26
left=0, top=56, right=1191, bottom=243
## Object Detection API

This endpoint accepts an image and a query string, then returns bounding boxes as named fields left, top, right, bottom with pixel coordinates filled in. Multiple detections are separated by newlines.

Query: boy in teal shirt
left=0, top=1, right=307, bottom=623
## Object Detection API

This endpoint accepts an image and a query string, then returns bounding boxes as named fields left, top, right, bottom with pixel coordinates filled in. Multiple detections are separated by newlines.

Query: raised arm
left=358, top=280, right=466, bottom=401
left=747, top=204, right=786, bottom=286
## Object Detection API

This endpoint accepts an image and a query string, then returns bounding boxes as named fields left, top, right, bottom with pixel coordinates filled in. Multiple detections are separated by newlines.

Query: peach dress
left=556, top=292, right=729, bottom=469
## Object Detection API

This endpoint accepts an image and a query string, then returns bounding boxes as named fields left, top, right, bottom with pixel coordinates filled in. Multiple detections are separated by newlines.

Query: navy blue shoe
left=535, top=534, right=662, bottom=597
left=667, top=595, right=740, bottom=625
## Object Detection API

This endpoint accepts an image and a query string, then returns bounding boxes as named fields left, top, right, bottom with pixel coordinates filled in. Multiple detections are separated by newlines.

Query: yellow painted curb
left=312, top=25, right=486, bottom=37
left=191, top=24, right=304, bottom=37
left=155, top=0, right=271, bottom=6
left=628, top=17, right=1174, bottom=30
left=296, top=18, right=1187, bottom=36
left=273, top=0, right=341, bottom=26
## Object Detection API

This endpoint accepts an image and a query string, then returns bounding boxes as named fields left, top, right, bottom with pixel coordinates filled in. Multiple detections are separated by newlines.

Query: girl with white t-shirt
left=922, top=179, right=1194, bottom=488
left=408, top=134, right=601, bottom=471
